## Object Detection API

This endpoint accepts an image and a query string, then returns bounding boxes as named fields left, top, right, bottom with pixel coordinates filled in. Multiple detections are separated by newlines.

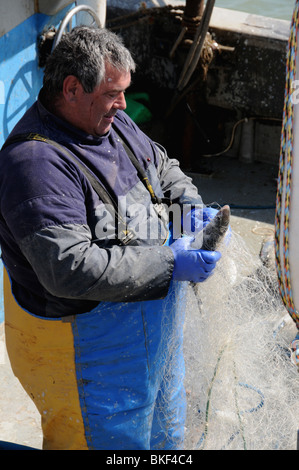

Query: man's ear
left=62, top=75, right=82, bottom=103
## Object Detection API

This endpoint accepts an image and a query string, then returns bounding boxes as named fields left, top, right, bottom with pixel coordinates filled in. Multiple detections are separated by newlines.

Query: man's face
left=68, top=63, right=131, bottom=136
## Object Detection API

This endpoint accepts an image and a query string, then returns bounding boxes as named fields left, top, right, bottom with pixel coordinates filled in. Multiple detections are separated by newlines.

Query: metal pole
left=184, top=0, right=205, bottom=21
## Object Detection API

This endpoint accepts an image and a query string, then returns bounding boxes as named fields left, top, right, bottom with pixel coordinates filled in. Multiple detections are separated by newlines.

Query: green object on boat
left=125, top=92, right=152, bottom=124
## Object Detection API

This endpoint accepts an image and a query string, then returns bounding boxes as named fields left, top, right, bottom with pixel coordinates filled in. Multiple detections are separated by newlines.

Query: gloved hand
left=170, top=236, right=221, bottom=283
left=182, top=207, right=203, bottom=235
left=203, top=206, right=219, bottom=226
left=182, top=206, right=218, bottom=236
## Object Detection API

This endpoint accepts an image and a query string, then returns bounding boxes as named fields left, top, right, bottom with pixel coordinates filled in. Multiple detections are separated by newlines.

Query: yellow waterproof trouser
left=4, top=269, right=89, bottom=450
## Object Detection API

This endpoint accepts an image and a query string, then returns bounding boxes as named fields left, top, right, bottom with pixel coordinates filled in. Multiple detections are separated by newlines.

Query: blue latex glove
left=203, top=207, right=219, bottom=227
left=182, top=207, right=203, bottom=235
left=182, top=206, right=218, bottom=236
left=170, top=236, right=221, bottom=283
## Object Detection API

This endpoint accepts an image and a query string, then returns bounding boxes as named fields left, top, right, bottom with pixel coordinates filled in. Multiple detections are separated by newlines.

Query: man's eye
left=108, top=92, right=119, bottom=98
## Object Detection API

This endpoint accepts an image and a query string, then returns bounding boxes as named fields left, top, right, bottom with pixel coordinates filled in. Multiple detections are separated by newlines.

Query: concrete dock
left=0, top=323, right=42, bottom=450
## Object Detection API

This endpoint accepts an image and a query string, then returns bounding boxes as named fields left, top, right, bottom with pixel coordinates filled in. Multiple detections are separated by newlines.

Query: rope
left=275, top=0, right=299, bottom=328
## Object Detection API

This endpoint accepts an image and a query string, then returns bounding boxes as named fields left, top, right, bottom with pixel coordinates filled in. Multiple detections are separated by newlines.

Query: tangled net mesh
left=178, top=228, right=299, bottom=450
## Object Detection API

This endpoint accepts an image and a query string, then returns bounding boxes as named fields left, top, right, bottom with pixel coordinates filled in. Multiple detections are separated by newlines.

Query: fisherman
left=0, top=26, right=221, bottom=450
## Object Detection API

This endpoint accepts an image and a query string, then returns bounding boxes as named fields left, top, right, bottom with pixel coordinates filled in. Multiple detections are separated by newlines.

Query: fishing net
left=181, top=229, right=299, bottom=450
left=179, top=0, right=299, bottom=449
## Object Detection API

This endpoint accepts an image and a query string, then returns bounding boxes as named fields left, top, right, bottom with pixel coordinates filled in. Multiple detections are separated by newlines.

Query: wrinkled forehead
left=101, top=63, right=132, bottom=88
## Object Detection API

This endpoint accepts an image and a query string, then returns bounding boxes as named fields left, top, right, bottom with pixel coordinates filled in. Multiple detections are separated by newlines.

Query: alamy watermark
left=93, top=198, right=204, bottom=244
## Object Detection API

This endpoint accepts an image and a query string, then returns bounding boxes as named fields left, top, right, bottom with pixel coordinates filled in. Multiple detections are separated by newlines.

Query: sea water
left=215, top=0, right=295, bottom=21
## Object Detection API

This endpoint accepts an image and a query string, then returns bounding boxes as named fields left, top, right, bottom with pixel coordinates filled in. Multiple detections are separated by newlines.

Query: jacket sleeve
left=19, top=223, right=174, bottom=303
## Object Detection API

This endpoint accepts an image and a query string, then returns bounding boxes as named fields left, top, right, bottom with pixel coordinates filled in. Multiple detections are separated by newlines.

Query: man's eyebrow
left=104, top=88, right=127, bottom=95
left=105, top=84, right=131, bottom=94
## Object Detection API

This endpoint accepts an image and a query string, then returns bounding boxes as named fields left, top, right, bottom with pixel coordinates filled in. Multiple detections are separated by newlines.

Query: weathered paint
left=0, top=3, right=76, bottom=147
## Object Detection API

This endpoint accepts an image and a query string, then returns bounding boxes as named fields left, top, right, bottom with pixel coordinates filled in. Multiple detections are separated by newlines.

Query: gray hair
left=43, top=26, right=136, bottom=98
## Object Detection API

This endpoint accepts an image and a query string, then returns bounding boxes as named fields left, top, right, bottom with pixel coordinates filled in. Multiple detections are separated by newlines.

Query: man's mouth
left=104, top=111, right=117, bottom=121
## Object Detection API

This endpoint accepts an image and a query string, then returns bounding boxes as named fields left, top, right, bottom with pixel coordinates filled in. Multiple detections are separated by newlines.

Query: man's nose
left=114, top=92, right=127, bottom=110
